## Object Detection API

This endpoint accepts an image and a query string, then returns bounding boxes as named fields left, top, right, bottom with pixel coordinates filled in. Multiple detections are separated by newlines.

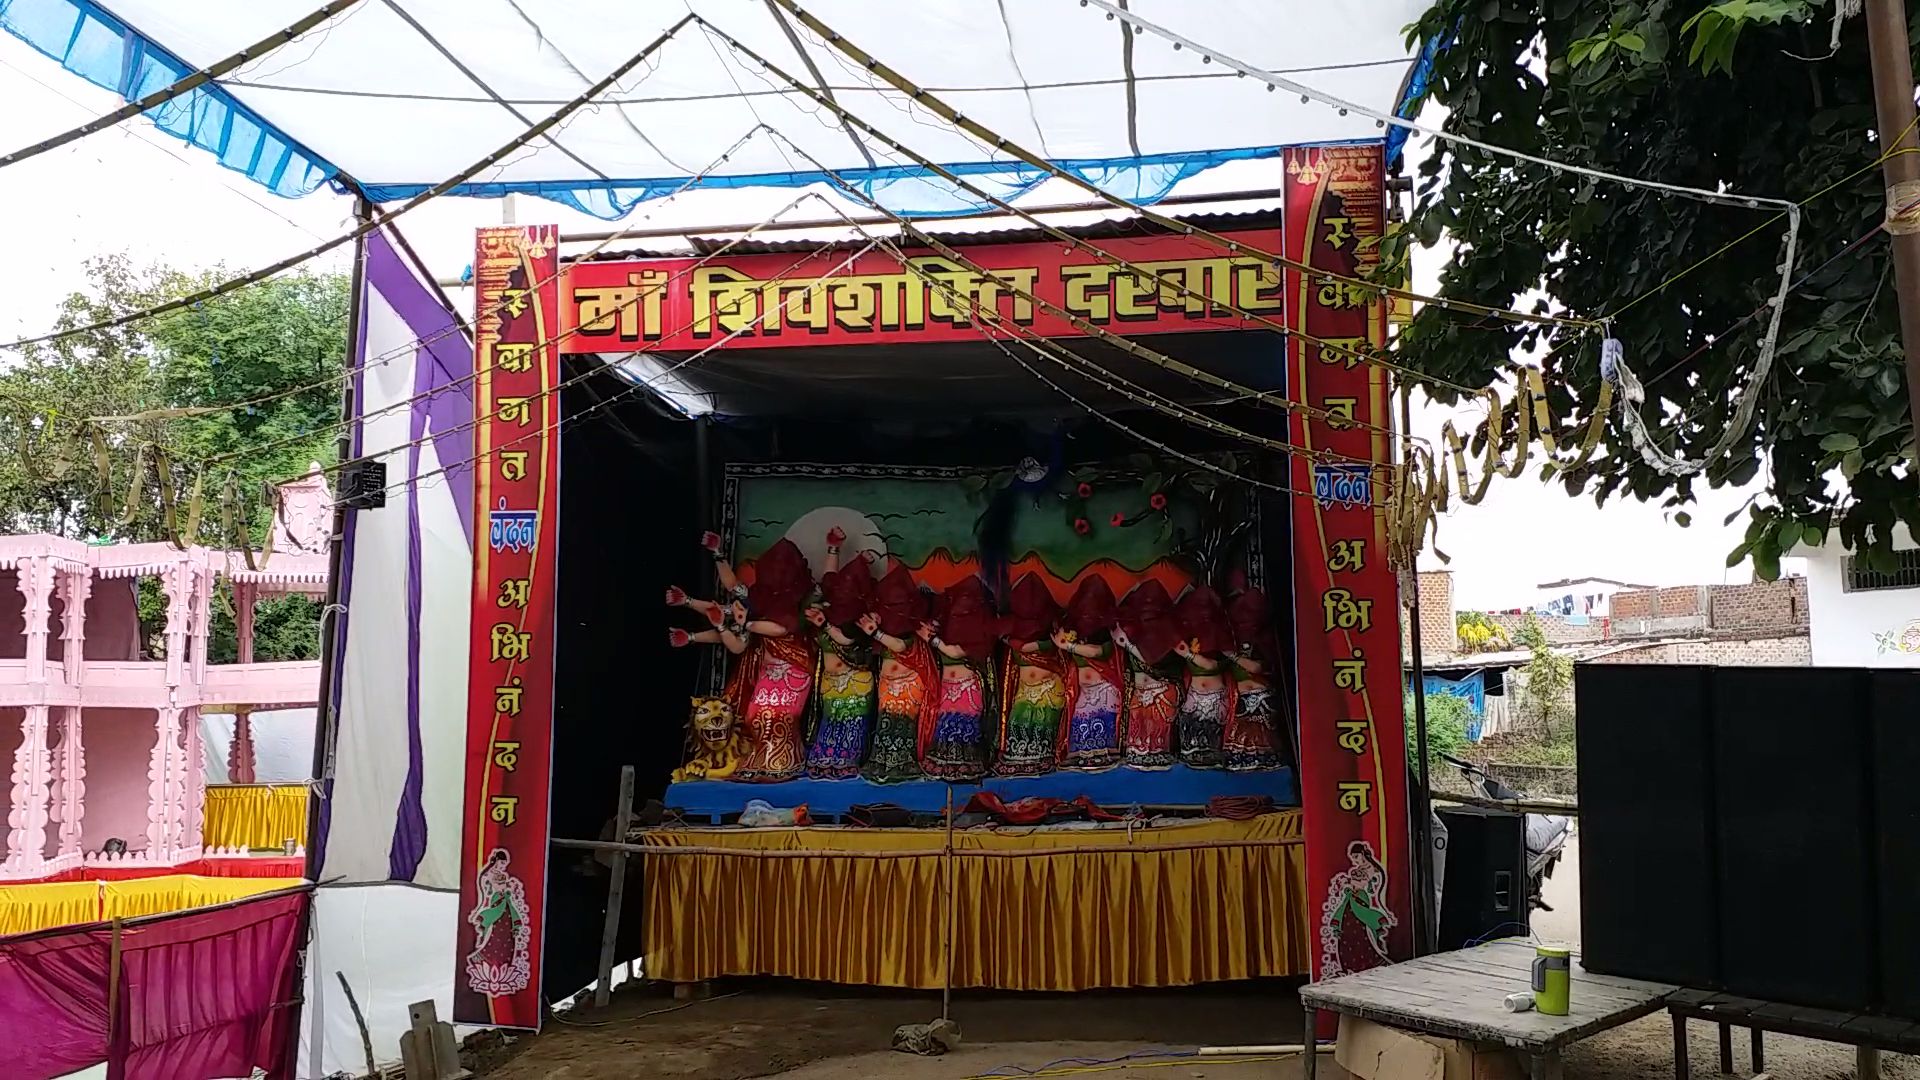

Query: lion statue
left=672, top=696, right=747, bottom=783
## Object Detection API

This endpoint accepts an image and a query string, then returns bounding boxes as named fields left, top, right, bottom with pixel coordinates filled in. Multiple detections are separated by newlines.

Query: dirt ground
left=480, top=836, right=1920, bottom=1080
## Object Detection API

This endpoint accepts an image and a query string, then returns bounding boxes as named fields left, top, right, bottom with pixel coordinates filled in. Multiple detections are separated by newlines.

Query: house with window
left=1798, top=524, right=1920, bottom=666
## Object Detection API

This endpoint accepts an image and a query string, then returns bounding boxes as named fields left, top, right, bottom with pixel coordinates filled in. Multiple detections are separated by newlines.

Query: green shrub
left=1406, top=690, right=1474, bottom=771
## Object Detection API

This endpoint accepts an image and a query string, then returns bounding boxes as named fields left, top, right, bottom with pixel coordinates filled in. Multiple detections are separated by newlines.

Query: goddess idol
left=995, top=573, right=1070, bottom=776
left=803, top=529, right=877, bottom=779
left=1223, top=585, right=1288, bottom=771
left=858, top=561, right=940, bottom=784
left=1171, top=585, right=1235, bottom=770
left=666, top=535, right=816, bottom=781
left=1051, top=577, right=1126, bottom=771
left=922, top=575, right=997, bottom=781
left=1114, top=579, right=1182, bottom=769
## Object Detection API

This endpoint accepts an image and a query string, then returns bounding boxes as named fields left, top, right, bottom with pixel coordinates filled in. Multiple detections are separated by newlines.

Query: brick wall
left=1609, top=585, right=1704, bottom=620
left=1581, top=633, right=1811, bottom=666
left=1707, top=577, right=1807, bottom=631
left=1416, top=570, right=1454, bottom=654
left=1608, top=578, right=1807, bottom=631
left=1486, top=611, right=1610, bottom=644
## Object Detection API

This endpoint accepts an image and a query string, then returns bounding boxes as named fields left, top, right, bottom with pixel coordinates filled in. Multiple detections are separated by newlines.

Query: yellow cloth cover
left=642, top=810, right=1307, bottom=990
left=101, top=875, right=303, bottom=922
left=0, top=876, right=301, bottom=936
left=202, top=784, right=309, bottom=850
left=0, top=881, right=99, bottom=937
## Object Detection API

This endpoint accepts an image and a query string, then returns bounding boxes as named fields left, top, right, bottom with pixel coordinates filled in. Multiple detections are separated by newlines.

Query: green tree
left=1396, top=0, right=1916, bottom=577
left=1406, top=689, right=1474, bottom=771
left=1513, top=614, right=1575, bottom=739
left=1, top=255, right=346, bottom=660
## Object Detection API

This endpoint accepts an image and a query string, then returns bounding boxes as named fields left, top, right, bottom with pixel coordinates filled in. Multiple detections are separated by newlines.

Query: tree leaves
left=3, top=254, right=346, bottom=658
left=1680, top=0, right=1815, bottom=75
left=1400, top=0, right=1917, bottom=574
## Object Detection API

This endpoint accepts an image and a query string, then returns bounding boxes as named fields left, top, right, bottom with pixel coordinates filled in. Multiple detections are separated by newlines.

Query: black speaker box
left=1874, top=671, right=1920, bottom=1017
left=1575, top=664, right=1718, bottom=987
left=1711, top=667, right=1875, bottom=1010
left=1579, top=663, right=1920, bottom=1018
left=1435, top=805, right=1527, bottom=952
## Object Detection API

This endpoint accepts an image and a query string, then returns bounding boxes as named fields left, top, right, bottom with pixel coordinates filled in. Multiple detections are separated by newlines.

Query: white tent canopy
left=4, top=0, right=1432, bottom=217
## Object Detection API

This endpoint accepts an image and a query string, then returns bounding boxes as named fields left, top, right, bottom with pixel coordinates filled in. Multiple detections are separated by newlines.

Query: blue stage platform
left=664, top=764, right=1297, bottom=818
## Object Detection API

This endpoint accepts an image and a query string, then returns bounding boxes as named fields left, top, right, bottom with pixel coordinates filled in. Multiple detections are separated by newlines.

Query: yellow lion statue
left=672, top=696, right=747, bottom=783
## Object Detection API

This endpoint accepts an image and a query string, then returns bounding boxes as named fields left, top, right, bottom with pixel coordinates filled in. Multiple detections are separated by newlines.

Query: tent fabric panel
left=14, top=0, right=1425, bottom=216
left=0, top=0, right=337, bottom=197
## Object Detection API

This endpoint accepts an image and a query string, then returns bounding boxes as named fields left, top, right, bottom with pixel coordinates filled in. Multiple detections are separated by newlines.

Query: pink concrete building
left=0, top=472, right=330, bottom=882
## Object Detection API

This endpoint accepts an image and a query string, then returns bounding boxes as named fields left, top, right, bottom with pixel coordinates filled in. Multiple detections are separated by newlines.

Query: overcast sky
left=0, top=34, right=1800, bottom=611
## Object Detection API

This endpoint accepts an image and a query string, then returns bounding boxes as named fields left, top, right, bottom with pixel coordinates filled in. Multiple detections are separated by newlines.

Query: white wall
left=1531, top=580, right=1637, bottom=617
left=1804, top=524, right=1920, bottom=667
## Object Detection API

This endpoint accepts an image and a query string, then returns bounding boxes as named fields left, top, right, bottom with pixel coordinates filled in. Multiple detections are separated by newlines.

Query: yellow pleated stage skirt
left=641, top=811, right=1308, bottom=990
left=202, top=784, right=309, bottom=850
left=0, top=876, right=304, bottom=937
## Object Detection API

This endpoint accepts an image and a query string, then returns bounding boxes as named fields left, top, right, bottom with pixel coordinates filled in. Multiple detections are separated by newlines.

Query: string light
left=736, top=6, right=1595, bottom=333
left=0, top=14, right=697, bottom=353
left=336, top=243, right=883, bottom=505
left=706, top=24, right=1482, bottom=400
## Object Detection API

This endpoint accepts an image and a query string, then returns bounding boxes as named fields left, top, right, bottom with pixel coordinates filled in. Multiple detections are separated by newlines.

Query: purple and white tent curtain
left=302, top=226, right=474, bottom=1077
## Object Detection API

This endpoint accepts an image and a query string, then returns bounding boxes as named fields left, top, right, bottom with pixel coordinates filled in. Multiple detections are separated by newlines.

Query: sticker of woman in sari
left=923, top=575, right=997, bottom=781
left=464, top=848, right=532, bottom=997
left=1172, top=585, right=1235, bottom=770
left=1115, top=580, right=1181, bottom=770
left=1053, top=576, right=1126, bottom=771
left=1319, top=840, right=1397, bottom=978
left=995, top=573, right=1070, bottom=776
left=804, top=531, right=877, bottom=779
left=1223, top=585, right=1290, bottom=772
left=667, top=536, right=816, bottom=782
left=858, top=560, right=939, bottom=784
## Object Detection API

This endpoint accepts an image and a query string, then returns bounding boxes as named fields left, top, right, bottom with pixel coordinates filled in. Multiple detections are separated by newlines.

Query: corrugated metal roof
left=571, top=203, right=1282, bottom=262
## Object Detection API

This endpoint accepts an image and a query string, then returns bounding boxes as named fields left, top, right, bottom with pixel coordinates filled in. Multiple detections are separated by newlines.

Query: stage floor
left=665, top=763, right=1296, bottom=817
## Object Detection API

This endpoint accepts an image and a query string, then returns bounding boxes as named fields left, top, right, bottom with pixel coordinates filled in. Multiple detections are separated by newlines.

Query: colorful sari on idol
left=724, top=539, right=815, bottom=782
left=1117, top=580, right=1181, bottom=770
left=863, top=562, right=938, bottom=784
left=805, top=560, right=877, bottom=779
left=1223, top=586, right=1286, bottom=772
left=726, top=632, right=816, bottom=782
left=996, top=573, right=1068, bottom=777
left=1058, top=577, right=1124, bottom=771
left=1173, top=585, right=1235, bottom=770
left=806, top=639, right=875, bottom=779
left=922, top=576, right=997, bottom=781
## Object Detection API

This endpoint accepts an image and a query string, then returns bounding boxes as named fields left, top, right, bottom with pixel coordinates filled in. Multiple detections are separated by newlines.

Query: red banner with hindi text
left=455, top=224, right=562, bottom=1029
left=1284, top=146, right=1412, bottom=1005
left=559, top=229, right=1286, bottom=351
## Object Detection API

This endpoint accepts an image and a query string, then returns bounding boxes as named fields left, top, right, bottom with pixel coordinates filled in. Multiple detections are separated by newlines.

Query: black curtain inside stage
left=541, top=331, right=1300, bottom=999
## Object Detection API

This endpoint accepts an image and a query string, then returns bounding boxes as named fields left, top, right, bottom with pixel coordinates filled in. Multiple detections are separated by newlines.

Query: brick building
left=1407, top=571, right=1810, bottom=668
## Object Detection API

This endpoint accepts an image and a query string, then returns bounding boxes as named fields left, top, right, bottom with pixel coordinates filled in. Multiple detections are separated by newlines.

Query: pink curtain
left=0, top=888, right=309, bottom=1080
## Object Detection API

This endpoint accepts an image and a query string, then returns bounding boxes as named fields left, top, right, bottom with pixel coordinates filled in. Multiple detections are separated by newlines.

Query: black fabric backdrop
left=540, top=332, right=1301, bottom=1001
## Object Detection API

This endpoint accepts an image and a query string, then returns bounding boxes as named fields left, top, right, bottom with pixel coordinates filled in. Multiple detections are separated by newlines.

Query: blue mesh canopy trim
left=358, top=141, right=1379, bottom=221
left=0, top=0, right=339, bottom=197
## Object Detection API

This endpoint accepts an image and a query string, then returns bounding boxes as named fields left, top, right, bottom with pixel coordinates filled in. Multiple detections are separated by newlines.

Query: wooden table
left=1667, top=988, right=1920, bottom=1079
left=1299, top=941, right=1677, bottom=1080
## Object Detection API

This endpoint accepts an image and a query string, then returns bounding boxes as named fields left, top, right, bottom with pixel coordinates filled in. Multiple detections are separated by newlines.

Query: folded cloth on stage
left=847, top=803, right=913, bottom=828
left=1206, top=795, right=1277, bottom=820
left=739, top=800, right=811, bottom=828
left=963, top=792, right=1123, bottom=825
